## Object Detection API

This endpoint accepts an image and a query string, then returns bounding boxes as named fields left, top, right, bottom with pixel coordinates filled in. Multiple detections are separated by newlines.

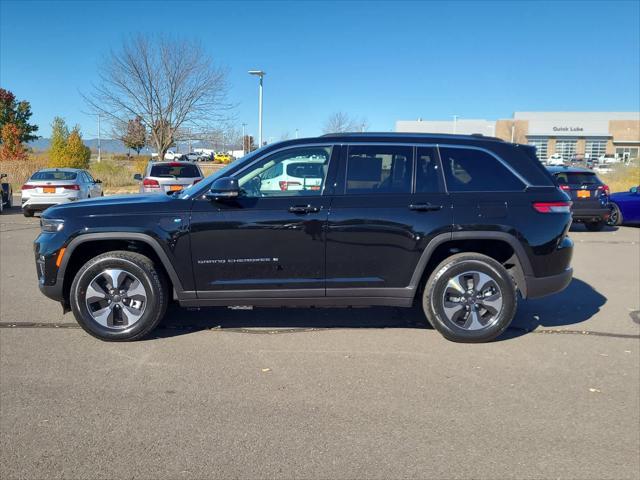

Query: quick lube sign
left=528, top=119, right=609, bottom=137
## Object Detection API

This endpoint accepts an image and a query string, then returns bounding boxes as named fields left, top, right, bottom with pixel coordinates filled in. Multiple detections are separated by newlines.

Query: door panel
left=325, top=144, right=452, bottom=293
left=189, top=144, right=338, bottom=296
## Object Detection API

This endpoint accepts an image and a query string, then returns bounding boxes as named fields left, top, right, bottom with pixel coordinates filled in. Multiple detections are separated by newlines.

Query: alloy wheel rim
left=85, top=269, right=147, bottom=329
left=441, top=270, right=503, bottom=331
left=608, top=206, right=618, bottom=225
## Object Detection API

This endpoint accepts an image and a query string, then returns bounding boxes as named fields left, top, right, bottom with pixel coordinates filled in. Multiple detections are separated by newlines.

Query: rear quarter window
left=439, top=147, right=525, bottom=192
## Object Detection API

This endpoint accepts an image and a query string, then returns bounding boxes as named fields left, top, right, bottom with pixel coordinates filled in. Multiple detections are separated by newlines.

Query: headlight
left=40, top=218, right=65, bottom=233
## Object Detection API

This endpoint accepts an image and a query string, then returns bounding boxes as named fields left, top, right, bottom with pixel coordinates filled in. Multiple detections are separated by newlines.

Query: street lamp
left=248, top=70, right=265, bottom=146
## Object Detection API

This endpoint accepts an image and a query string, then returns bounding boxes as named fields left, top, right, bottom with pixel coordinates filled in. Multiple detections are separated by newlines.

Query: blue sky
left=1, top=0, right=639, bottom=140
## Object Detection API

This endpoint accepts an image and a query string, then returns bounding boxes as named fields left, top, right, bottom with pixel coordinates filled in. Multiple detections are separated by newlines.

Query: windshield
left=178, top=146, right=270, bottom=199
left=31, top=171, right=77, bottom=181
left=554, top=172, right=601, bottom=185
left=150, top=164, right=201, bottom=178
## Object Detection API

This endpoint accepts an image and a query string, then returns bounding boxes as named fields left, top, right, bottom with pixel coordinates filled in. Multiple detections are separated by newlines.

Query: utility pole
left=242, top=123, right=247, bottom=155
left=97, top=114, right=102, bottom=163
left=452, top=115, right=458, bottom=134
left=295, top=128, right=299, bottom=139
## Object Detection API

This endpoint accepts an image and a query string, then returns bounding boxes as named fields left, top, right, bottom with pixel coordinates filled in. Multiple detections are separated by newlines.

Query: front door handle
left=409, top=203, right=442, bottom=212
left=289, top=205, right=320, bottom=214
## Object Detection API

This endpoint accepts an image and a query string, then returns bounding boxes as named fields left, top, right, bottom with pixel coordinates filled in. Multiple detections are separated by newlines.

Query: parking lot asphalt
left=1, top=196, right=639, bottom=480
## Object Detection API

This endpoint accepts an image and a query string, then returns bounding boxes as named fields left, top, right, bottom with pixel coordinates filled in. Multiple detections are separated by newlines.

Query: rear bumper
left=22, top=195, right=79, bottom=211
left=572, top=207, right=610, bottom=223
left=525, top=267, right=573, bottom=299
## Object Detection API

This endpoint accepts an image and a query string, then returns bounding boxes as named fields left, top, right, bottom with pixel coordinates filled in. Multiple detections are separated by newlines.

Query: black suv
left=34, top=133, right=574, bottom=342
left=546, top=166, right=610, bottom=231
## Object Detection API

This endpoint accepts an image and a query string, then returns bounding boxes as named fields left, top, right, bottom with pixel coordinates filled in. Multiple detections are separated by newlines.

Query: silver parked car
left=134, top=161, right=204, bottom=194
left=21, top=168, right=103, bottom=217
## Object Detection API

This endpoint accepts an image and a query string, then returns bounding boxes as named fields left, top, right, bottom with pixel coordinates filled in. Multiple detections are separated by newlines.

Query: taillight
left=21, top=184, right=36, bottom=190
left=143, top=178, right=160, bottom=188
left=559, top=184, right=571, bottom=191
left=532, top=201, right=572, bottom=213
left=598, top=184, right=610, bottom=195
left=63, top=185, right=80, bottom=190
left=279, top=181, right=301, bottom=191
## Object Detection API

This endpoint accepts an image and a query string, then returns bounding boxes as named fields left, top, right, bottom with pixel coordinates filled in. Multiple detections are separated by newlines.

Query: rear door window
left=150, top=164, right=201, bottom=178
left=416, top=147, right=445, bottom=193
left=345, top=145, right=412, bottom=194
left=439, top=147, right=525, bottom=192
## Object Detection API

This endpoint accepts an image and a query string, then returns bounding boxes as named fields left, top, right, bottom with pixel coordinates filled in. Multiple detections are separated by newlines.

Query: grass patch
left=599, top=161, right=639, bottom=193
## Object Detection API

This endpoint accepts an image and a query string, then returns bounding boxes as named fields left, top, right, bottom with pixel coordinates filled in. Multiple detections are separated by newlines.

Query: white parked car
left=259, top=157, right=325, bottom=193
left=598, top=154, right=620, bottom=164
left=546, top=153, right=565, bottom=166
left=21, top=168, right=103, bottom=217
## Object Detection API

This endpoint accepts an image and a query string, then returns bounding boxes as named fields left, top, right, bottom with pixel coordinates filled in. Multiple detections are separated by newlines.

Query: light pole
left=241, top=123, right=247, bottom=155
left=248, top=70, right=265, bottom=146
left=452, top=115, right=458, bottom=134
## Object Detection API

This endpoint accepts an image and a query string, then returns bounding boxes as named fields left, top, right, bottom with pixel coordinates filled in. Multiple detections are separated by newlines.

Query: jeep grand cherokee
left=34, top=133, right=573, bottom=342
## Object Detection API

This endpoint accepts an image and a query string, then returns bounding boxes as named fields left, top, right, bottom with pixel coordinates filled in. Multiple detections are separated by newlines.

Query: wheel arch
left=410, top=231, right=533, bottom=299
left=58, top=233, right=185, bottom=309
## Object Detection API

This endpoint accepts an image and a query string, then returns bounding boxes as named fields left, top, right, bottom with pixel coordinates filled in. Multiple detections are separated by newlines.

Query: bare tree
left=322, top=111, right=369, bottom=134
left=85, top=35, right=230, bottom=160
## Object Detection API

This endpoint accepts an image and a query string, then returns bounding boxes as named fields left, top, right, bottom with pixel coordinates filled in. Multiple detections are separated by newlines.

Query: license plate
left=577, top=190, right=590, bottom=198
left=169, top=185, right=183, bottom=191
left=43, top=187, right=56, bottom=194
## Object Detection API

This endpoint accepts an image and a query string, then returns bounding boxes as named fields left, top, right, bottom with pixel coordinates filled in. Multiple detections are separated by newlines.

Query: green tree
left=121, top=116, right=147, bottom=155
left=48, top=117, right=69, bottom=167
left=65, top=126, right=91, bottom=168
left=48, top=118, right=90, bottom=168
left=0, top=88, right=38, bottom=144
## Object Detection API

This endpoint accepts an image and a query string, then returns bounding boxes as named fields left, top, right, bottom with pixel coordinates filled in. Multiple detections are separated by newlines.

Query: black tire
left=70, top=250, right=168, bottom=341
left=423, top=253, right=517, bottom=343
left=607, top=203, right=622, bottom=226
left=585, top=220, right=605, bottom=231
left=23, top=208, right=33, bottom=217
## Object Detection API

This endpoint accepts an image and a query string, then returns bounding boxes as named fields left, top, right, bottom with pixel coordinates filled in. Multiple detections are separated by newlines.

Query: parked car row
left=151, top=150, right=235, bottom=163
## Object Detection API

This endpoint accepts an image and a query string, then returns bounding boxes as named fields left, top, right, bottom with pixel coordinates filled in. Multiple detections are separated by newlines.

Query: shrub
left=1, top=154, right=49, bottom=190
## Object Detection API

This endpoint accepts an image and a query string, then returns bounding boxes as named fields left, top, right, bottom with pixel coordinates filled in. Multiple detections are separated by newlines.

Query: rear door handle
left=289, top=205, right=320, bottom=214
left=409, top=203, right=442, bottom=212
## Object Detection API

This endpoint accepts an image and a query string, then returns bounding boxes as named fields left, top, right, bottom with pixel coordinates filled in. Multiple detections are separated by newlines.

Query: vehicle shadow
left=569, top=223, right=618, bottom=232
left=150, top=277, right=605, bottom=342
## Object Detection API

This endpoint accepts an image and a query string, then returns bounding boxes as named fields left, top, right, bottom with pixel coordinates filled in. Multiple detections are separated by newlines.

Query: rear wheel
left=423, top=253, right=517, bottom=343
left=607, top=203, right=622, bottom=226
left=585, top=220, right=605, bottom=231
left=70, top=250, right=168, bottom=341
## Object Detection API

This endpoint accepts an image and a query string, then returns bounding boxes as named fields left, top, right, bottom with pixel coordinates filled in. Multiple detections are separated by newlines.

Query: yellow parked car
left=214, top=153, right=233, bottom=164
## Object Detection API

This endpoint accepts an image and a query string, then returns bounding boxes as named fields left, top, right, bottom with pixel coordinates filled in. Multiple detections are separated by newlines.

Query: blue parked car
left=608, top=186, right=640, bottom=226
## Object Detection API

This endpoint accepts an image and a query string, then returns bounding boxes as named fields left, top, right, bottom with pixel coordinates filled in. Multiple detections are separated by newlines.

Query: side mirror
left=95, top=179, right=102, bottom=184
left=206, top=177, right=240, bottom=201
left=0, top=173, right=7, bottom=179
left=133, top=173, right=142, bottom=181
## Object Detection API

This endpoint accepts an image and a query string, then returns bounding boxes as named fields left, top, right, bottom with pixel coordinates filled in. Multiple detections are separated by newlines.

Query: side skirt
left=178, top=296, right=414, bottom=308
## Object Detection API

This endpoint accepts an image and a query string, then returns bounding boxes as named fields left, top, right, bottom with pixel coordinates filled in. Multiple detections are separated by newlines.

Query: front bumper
left=525, top=267, right=573, bottom=299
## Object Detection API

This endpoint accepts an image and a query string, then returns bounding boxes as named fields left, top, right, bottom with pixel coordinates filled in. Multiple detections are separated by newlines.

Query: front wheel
left=423, top=253, right=517, bottom=343
left=70, top=251, right=168, bottom=341
left=23, top=208, right=33, bottom=217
